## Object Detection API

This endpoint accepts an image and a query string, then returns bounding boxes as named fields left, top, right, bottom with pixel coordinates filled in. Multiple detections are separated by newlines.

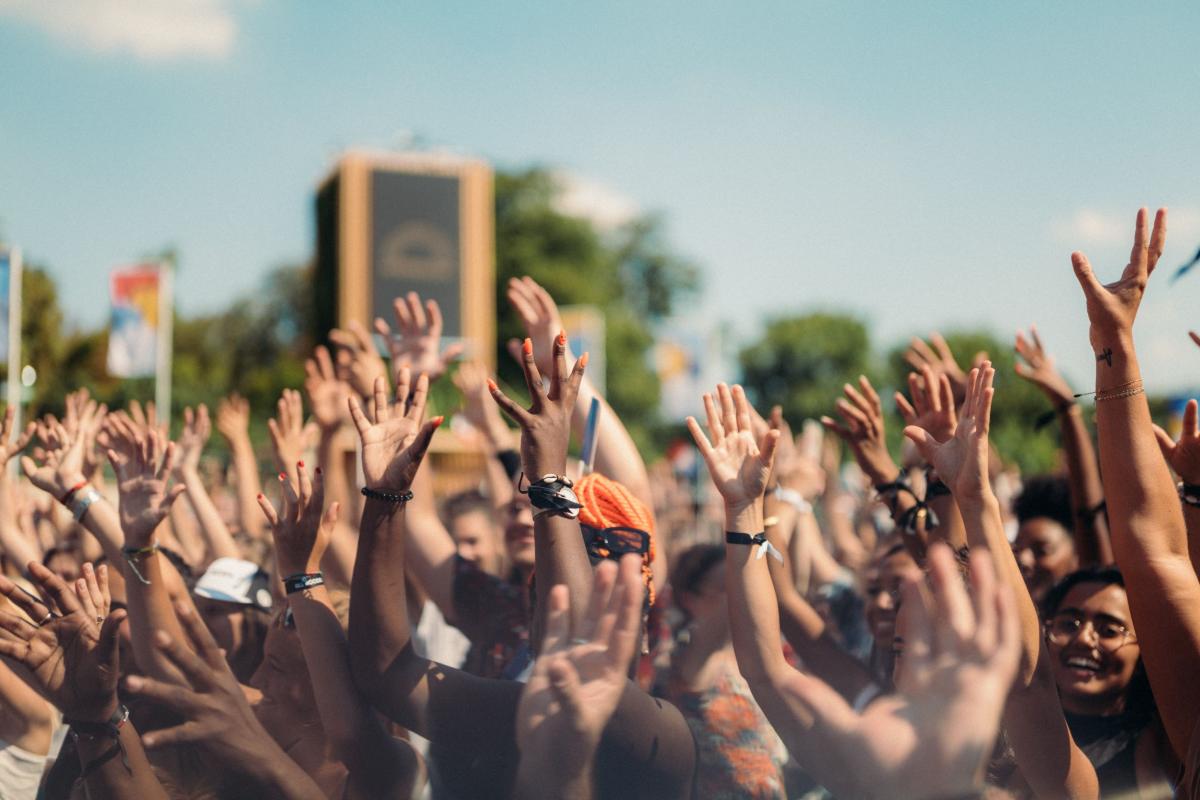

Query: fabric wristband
left=283, top=572, right=325, bottom=595
left=71, top=488, right=102, bottom=522
left=60, top=481, right=90, bottom=506
left=121, top=543, right=159, bottom=586
left=725, top=531, right=784, bottom=563
left=774, top=487, right=813, bottom=514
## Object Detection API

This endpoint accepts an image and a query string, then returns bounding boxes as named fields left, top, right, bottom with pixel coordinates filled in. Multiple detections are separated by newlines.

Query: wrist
left=65, top=696, right=120, bottom=726
left=725, top=501, right=764, bottom=533
left=278, top=560, right=322, bottom=578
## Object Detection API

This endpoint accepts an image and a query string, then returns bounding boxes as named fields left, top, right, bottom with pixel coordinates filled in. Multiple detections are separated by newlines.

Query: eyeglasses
left=1045, top=613, right=1136, bottom=651
left=580, top=525, right=649, bottom=557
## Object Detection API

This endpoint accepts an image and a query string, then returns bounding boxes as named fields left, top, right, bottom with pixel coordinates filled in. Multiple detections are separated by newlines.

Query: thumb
left=100, top=609, right=127, bottom=671
left=1152, top=424, right=1176, bottom=461
left=547, top=657, right=585, bottom=718
left=902, top=425, right=937, bottom=464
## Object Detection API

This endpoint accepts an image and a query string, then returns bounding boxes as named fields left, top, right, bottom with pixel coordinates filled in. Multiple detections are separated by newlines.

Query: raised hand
left=1013, top=325, right=1074, bottom=406
left=103, top=416, right=186, bottom=546
left=507, top=276, right=573, bottom=378
left=65, top=390, right=107, bottom=477
left=267, top=388, right=313, bottom=484
left=903, top=362, right=995, bottom=501
left=453, top=359, right=514, bottom=451
left=303, top=345, right=349, bottom=431
left=374, top=292, right=465, bottom=382
left=820, top=376, right=897, bottom=484
left=176, top=404, right=212, bottom=474
left=895, top=365, right=957, bottom=445
left=905, top=333, right=978, bottom=403
left=1071, top=207, right=1167, bottom=349
left=124, top=602, right=322, bottom=799
left=259, top=463, right=338, bottom=577
left=686, top=383, right=779, bottom=513
left=782, top=545, right=1019, bottom=799
left=215, top=394, right=251, bottom=444
left=22, top=416, right=88, bottom=498
left=0, top=406, right=34, bottom=466
left=347, top=369, right=442, bottom=493
left=489, top=335, right=587, bottom=477
left=0, top=561, right=126, bottom=722
left=1155, top=399, right=1200, bottom=485
left=330, top=320, right=388, bottom=399
left=516, top=555, right=643, bottom=786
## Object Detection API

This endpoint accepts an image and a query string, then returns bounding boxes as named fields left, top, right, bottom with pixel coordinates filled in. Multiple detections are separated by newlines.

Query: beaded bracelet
left=360, top=487, right=414, bottom=504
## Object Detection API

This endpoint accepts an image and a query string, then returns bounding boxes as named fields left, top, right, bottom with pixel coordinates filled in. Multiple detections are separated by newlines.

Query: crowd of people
left=0, top=207, right=1196, bottom=798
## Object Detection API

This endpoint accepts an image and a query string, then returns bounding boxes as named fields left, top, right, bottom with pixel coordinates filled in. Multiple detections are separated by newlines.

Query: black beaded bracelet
left=283, top=572, right=325, bottom=595
left=361, top=487, right=414, bottom=504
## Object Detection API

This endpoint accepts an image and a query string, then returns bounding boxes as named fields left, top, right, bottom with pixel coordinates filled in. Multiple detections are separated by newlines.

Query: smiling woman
left=1042, top=568, right=1177, bottom=798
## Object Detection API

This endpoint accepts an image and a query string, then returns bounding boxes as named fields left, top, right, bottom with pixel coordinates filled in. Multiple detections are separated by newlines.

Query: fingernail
left=522, top=338, right=533, bottom=355
left=278, top=473, right=286, bottom=482
left=487, top=379, right=498, bottom=392
left=298, top=461, right=304, bottom=468
left=126, top=676, right=143, bottom=690
left=557, top=331, right=566, bottom=346
left=315, top=467, right=322, bottom=475
left=256, top=493, right=263, bottom=500
left=432, top=416, right=445, bottom=428
left=580, top=352, right=589, bottom=367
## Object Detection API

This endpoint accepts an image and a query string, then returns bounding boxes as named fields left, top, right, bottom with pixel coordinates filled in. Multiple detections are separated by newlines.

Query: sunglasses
left=581, top=525, right=649, bottom=558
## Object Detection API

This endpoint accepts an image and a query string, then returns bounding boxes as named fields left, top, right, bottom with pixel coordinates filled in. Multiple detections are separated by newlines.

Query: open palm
left=687, top=383, right=778, bottom=510
left=904, top=363, right=995, bottom=501
left=347, top=370, right=441, bottom=492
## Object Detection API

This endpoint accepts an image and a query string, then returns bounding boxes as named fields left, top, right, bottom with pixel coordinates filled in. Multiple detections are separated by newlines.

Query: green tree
left=738, top=312, right=873, bottom=424
left=494, top=168, right=699, bottom=450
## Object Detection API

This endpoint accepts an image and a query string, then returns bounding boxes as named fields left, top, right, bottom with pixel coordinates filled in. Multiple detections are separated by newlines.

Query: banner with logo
left=107, top=264, right=162, bottom=378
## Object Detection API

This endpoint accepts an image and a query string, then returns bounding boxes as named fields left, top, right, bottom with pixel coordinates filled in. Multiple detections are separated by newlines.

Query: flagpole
left=5, top=249, right=20, bottom=477
left=155, top=259, right=173, bottom=425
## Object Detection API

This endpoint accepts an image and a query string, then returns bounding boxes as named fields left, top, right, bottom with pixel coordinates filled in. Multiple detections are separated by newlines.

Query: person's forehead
left=1061, top=582, right=1130, bottom=619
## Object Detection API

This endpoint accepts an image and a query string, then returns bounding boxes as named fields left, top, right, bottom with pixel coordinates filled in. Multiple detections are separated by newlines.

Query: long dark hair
left=1041, top=566, right=1155, bottom=724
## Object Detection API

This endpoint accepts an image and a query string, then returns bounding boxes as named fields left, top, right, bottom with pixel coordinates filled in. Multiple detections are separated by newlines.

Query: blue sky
left=2, top=1, right=1200, bottom=392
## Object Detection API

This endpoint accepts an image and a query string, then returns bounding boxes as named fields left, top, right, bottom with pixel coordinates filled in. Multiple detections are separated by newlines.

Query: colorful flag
left=107, top=264, right=161, bottom=378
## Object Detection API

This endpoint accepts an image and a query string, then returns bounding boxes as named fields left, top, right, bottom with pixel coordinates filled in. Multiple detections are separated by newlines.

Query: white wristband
left=774, top=487, right=813, bottom=514
left=71, top=488, right=101, bottom=522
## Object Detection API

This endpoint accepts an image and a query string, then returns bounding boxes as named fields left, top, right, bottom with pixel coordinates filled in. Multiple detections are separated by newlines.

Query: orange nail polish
left=523, top=338, right=533, bottom=355
left=278, top=473, right=286, bottom=481
left=557, top=331, right=566, bottom=346
left=432, top=415, right=445, bottom=428
left=487, top=378, right=498, bottom=392
left=298, top=460, right=304, bottom=468
left=580, top=352, right=589, bottom=367
left=256, top=493, right=263, bottom=500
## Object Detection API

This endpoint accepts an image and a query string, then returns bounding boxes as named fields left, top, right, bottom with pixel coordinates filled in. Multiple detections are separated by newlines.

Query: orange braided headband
left=575, top=473, right=657, bottom=606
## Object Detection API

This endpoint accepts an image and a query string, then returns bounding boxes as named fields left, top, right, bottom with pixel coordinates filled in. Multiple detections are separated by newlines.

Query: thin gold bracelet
left=1095, top=381, right=1144, bottom=402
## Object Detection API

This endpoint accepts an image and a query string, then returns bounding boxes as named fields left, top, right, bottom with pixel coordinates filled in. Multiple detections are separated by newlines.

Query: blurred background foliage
left=16, top=166, right=1126, bottom=474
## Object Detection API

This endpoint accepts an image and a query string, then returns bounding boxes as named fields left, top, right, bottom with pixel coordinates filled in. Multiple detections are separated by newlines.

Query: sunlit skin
left=1045, top=582, right=1140, bottom=716
left=450, top=509, right=502, bottom=576
left=502, top=493, right=536, bottom=573
left=865, top=549, right=922, bottom=650
left=1013, top=518, right=1078, bottom=603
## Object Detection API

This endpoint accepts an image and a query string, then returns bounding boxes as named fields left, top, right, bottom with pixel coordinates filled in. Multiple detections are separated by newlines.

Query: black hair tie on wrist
left=361, top=487, right=413, bottom=504
left=725, top=531, right=784, bottom=563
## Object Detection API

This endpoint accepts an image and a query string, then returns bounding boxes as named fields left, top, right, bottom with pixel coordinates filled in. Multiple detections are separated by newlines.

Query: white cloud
left=0, top=0, right=242, bottom=61
left=552, top=171, right=639, bottom=232
left=1053, top=207, right=1200, bottom=250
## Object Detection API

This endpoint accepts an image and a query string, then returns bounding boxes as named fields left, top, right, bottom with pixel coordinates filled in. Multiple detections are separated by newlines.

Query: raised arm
left=215, top=394, right=266, bottom=541
left=515, top=555, right=643, bottom=800
left=126, top=603, right=325, bottom=799
left=488, top=334, right=592, bottom=642
left=261, top=463, right=423, bottom=799
left=904, top=363, right=1098, bottom=798
left=176, top=405, right=240, bottom=563
left=303, top=346, right=358, bottom=583
left=1154, top=398, right=1200, bottom=576
left=0, top=408, right=38, bottom=570
left=507, top=277, right=653, bottom=510
left=1015, top=325, right=1112, bottom=566
left=102, top=416, right=191, bottom=682
left=1072, top=207, right=1200, bottom=759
